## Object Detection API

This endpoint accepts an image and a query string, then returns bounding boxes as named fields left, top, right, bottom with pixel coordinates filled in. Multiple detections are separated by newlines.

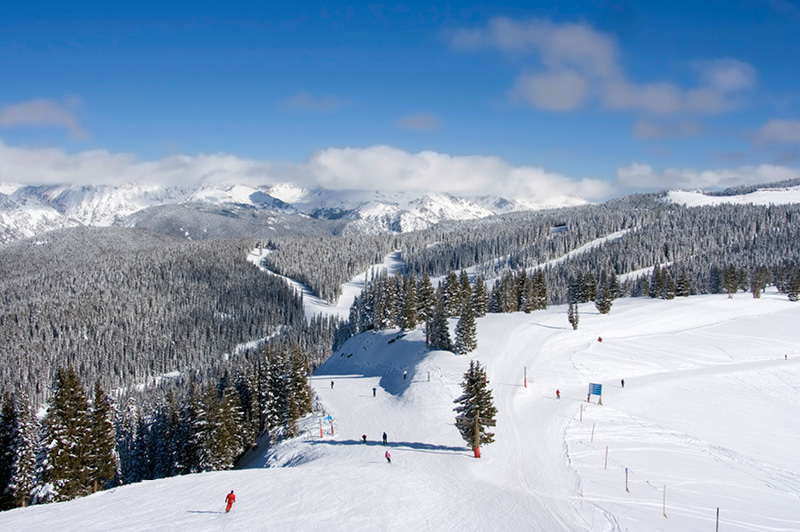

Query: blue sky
left=2, top=1, right=800, bottom=201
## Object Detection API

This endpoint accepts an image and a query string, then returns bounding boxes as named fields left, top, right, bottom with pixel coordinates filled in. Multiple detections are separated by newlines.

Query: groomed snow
left=665, top=187, right=800, bottom=207
left=3, top=289, right=799, bottom=531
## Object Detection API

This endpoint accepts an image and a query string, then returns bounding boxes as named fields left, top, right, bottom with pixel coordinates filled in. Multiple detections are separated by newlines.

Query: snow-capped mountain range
left=3, top=179, right=800, bottom=244
left=0, top=182, right=586, bottom=244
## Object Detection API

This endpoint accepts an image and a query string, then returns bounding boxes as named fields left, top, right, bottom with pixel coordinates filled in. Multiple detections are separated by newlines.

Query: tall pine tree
left=453, top=361, right=497, bottom=452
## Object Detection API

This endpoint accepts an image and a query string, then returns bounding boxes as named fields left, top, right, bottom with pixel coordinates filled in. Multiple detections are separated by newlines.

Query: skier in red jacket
left=225, top=490, right=236, bottom=513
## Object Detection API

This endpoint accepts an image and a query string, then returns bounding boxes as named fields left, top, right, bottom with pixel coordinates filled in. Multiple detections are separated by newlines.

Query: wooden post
left=330, top=419, right=334, bottom=436
left=716, top=508, right=719, bottom=532
left=604, top=446, right=608, bottom=470
left=320, top=419, right=323, bottom=438
left=591, top=423, right=595, bottom=442
left=625, top=467, right=629, bottom=492
left=580, top=403, right=583, bottom=422
left=524, top=366, right=527, bottom=388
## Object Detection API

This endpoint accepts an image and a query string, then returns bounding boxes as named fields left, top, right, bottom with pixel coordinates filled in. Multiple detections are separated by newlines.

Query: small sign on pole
left=588, top=383, right=603, bottom=405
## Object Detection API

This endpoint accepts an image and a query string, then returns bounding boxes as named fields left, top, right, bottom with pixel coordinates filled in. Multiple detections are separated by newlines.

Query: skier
left=385, top=450, right=391, bottom=463
left=621, top=379, right=625, bottom=388
left=225, top=490, right=236, bottom=513
left=330, top=380, right=334, bottom=389
left=382, top=432, right=387, bottom=445
left=403, top=370, right=407, bottom=380
left=362, top=434, right=367, bottom=443
left=556, top=389, right=560, bottom=399
left=373, top=387, right=376, bottom=397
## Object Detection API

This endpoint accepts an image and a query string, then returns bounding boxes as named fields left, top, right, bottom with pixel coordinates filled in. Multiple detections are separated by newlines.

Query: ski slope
left=1, top=291, right=799, bottom=531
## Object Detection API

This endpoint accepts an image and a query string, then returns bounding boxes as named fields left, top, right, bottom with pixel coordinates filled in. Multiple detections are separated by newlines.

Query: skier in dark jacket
left=382, top=432, right=387, bottom=445
left=225, top=490, right=236, bottom=513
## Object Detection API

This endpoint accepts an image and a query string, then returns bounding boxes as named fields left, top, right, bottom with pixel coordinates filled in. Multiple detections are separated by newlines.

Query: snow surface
left=665, top=187, right=800, bottom=207
left=3, top=288, right=799, bottom=531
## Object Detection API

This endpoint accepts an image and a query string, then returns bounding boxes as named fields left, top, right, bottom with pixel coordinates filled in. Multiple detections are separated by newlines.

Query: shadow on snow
left=310, top=438, right=467, bottom=455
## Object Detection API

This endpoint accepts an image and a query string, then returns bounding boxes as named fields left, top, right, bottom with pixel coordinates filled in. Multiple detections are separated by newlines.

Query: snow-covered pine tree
left=787, top=266, right=800, bottom=301
left=531, top=270, right=547, bottom=310
left=179, top=384, right=201, bottom=474
left=287, top=347, right=312, bottom=437
left=568, top=302, right=579, bottom=330
left=676, top=270, right=692, bottom=297
left=750, top=265, right=769, bottom=299
left=594, top=271, right=612, bottom=314
left=470, top=275, right=489, bottom=317
left=427, top=299, right=452, bottom=351
left=7, top=391, right=37, bottom=508
left=453, top=360, right=497, bottom=449
left=400, top=273, right=418, bottom=330
left=459, top=270, right=471, bottom=311
left=217, top=385, right=245, bottom=468
left=0, top=392, right=16, bottom=510
left=41, top=366, right=93, bottom=501
left=416, top=274, right=436, bottom=324
left=267, top=349, right=291, bottom=437
left=257, top=348, right=274, bottom=436
left=87, top=381, right=117, bottom=492
left=520, top=271, right=534, bottom=313
left=650, top=266, right=664, bottom=298
left=442, top=271, right=462, bottom=317
left=233, top=367, right=259, bottom=450
left=115, top=397, right=140, bottom=482
left=664, top=272, right=677, bottom=300
left=581, top=272, right=597, bottom=303
left=193, top=382, right=218, bottom=472
left=723, top=264, right=739, bottom=298
left=129, top=413, right=152, bottom=482
left=608, top=270, right=620, bottom=300
left=454, top=303, right=477, bottom=355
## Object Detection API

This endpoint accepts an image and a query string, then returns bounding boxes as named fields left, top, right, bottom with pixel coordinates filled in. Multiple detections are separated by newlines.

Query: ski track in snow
left=247, top=247, right=405, bottom=320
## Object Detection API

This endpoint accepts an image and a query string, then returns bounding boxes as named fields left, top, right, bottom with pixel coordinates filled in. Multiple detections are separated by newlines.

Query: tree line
left=0, top=342, right=314, bottom=509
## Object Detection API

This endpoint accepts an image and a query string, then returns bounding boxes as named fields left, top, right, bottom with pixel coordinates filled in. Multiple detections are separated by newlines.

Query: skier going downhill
left=385, top=451, right=391, bottom=463
left=225, top=490, right=236, bottom=513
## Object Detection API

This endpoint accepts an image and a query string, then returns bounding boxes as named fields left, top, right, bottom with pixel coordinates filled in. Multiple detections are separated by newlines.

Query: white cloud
left=698, top=59, right=757, bottom=91
left=303, top=145, right=612, bottom=201
left=0, top=141, right=612, bottom=203
left=397, top=112, right=442, bottom=131
left=616, top=162, right=800, bottom=191
left=0, top=98, right=87, bottom=139
left=279, top=91, right=348, bottom=112
left=446, top=16, right=756, bottom=116
left=757, top=119, right=800, bottom=144
left=511, top=70, right=589, bottom=111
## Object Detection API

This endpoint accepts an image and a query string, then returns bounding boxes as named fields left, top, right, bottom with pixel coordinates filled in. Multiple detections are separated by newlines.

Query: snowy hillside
left=665, top=185, right=800, bottom=207
left=2, top=289, right=798, bottom=531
